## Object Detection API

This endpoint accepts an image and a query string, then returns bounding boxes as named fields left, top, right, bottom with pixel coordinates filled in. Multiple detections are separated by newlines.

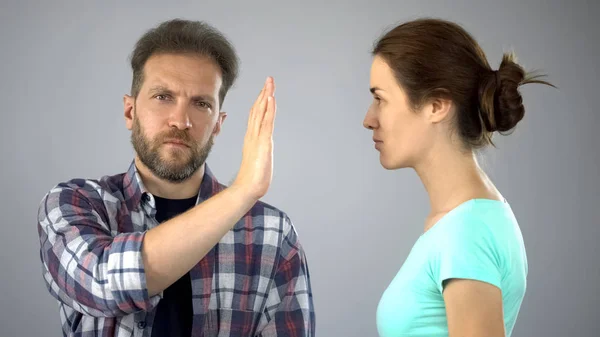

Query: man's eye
left=196, top=101, right=212, bottom=109
left=155, top=94, right=169, bottom=100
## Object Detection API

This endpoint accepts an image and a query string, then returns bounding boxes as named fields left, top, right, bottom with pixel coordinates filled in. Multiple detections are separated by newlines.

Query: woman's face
left=363, top=55, right=438, bottom=170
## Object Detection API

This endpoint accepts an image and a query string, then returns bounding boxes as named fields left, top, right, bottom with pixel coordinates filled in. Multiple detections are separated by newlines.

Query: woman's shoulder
left=428, top=198, right=521, bottom=243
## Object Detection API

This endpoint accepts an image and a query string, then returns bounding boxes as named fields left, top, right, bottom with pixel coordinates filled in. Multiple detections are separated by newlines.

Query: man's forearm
left=142, top=184, right=257, bottom=296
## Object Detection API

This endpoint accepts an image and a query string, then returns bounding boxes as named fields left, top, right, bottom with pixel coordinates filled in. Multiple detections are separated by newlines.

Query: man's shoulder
left=37, top=171, right=130, bottom=227
left=41, top=171, right=128, bottom=205
left=247, top=197, right=302, bottom=241
left=252, top=199, right=289, bottom=219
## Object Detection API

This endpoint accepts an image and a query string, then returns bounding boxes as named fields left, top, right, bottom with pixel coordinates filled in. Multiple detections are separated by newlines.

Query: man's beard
left=131, top=115, right=214, bottom=183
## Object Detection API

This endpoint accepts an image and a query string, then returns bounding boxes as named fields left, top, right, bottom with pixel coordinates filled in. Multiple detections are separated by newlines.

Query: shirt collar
left=122, top=160, right=223, bottom=210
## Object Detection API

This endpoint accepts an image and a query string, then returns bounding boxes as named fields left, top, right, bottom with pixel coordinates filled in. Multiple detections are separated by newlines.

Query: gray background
left=1, top=0, right=598, bottom=336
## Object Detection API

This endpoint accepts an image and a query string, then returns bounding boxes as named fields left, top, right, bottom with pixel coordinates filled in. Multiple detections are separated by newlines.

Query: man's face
left=124, top=53, right=226, bottom=183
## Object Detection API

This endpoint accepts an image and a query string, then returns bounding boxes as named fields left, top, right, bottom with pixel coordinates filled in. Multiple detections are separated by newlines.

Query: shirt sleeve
left=431, top=218, right=503, bottom=293
left=258, top=215, right=316, bottom=337
left=37, top=183, right=161, bottom=317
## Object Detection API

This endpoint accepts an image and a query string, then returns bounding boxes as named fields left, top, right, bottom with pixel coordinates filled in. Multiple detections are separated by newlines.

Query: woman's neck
left=414, top=145, right=502, bottom=231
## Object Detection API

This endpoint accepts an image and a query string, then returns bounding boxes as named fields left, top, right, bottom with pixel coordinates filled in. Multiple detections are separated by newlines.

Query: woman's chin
left=380, top=155, right=410, bottom=170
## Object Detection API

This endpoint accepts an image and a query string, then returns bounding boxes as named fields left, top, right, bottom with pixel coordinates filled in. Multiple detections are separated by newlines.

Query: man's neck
left=134, top=157, right=204, bottom=200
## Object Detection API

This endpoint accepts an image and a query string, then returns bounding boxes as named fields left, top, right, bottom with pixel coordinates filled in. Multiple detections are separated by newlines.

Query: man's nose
left=168, top=104, right=192, bottom=130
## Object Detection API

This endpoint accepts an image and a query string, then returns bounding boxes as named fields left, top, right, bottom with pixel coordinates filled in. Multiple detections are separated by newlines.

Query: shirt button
left=137, top=321, right=146, bottom=329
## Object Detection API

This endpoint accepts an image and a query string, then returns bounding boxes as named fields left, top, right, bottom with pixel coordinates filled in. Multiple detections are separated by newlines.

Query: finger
left=260, top=95, right=277, bottom=137
left=264, top=76, right=275, bottom=97
left=253, top=80, right=272, bottom=132
left=252, top=83, right=267, bottom=109
left=271, top=78, right=276, bottom=96
left=258, top=78, right=275, bottom=133
left=248, top=84, right=266, bottom=128
left=254, top=77, right=271, bottom=108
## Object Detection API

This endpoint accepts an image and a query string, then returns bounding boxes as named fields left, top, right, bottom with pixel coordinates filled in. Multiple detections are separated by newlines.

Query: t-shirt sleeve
left=431, top=219, right=503, bottom=294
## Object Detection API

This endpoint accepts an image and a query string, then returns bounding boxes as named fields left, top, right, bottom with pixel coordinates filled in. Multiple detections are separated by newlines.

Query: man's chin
left=159, top=147, right=193, bottom=161
left=158, top=160, right=195, bottom=173
left=151, top=163, right=199, bottom=183
left=160, top=143, right=192, bottom=155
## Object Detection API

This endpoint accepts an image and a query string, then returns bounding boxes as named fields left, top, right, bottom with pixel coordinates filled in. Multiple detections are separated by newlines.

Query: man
left=37, top=19, right=315, bottom=337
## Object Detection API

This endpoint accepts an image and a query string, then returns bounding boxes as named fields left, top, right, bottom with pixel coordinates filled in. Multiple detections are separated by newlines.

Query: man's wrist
left=226, top=182, right=260, bottom=207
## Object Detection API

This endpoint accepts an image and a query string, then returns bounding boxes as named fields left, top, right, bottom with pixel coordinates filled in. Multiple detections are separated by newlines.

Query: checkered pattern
left=37, top=161, right=315, bottom=337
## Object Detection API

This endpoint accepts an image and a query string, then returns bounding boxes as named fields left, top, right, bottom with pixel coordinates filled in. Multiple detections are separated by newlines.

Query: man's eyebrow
left=148, top=85, right=173, bottom=94
left=147, top=85, right=216, bottom=103
left=190, top=94, right=216, bottom=104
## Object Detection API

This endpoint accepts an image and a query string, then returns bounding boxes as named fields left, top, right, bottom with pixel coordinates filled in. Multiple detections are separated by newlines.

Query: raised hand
left=232, top=77, right=277, bottom=200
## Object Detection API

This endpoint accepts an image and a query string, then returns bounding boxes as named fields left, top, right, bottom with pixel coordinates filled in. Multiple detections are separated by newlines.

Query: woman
left=363, top=18, right=553, bottom=337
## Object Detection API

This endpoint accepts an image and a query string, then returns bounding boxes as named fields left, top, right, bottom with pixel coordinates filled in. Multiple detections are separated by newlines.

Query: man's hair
left=129, top=18, right=239, bottom=107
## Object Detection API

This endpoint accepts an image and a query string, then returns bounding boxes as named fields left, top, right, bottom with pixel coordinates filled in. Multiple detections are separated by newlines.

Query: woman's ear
left=427, top=94, right=453, bottom=124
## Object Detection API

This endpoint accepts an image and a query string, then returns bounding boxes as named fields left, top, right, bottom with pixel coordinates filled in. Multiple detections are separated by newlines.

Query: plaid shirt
left=37, top=161, right=315, bottom=337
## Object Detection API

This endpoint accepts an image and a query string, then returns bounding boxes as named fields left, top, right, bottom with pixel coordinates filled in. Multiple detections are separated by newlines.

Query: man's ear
left=124, top=94, right=135, bottom=130
left=213, top=112, right=227, bottom=136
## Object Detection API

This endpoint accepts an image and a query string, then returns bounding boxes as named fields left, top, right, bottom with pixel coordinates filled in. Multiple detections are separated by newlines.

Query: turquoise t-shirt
left=376, top=199, right=528, bottom=337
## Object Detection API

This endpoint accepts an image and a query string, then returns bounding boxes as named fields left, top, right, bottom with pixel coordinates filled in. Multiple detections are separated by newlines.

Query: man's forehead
left=141, top=54, right=222, bottom=95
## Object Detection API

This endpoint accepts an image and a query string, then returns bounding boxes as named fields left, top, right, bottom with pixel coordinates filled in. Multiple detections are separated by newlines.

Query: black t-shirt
left=150, top=194, right=197, bottom=337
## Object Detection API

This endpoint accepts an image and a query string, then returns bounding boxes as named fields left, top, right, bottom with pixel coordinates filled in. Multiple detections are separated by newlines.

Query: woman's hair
left=372, top=18, right=554, bottom=148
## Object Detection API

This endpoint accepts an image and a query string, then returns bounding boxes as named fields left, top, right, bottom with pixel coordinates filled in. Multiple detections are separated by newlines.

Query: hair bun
left=494, top=54, right=529, bottom=132
left=479, top=53, right=526, bottom=133
left=478, top=52, right=555, bottom=135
